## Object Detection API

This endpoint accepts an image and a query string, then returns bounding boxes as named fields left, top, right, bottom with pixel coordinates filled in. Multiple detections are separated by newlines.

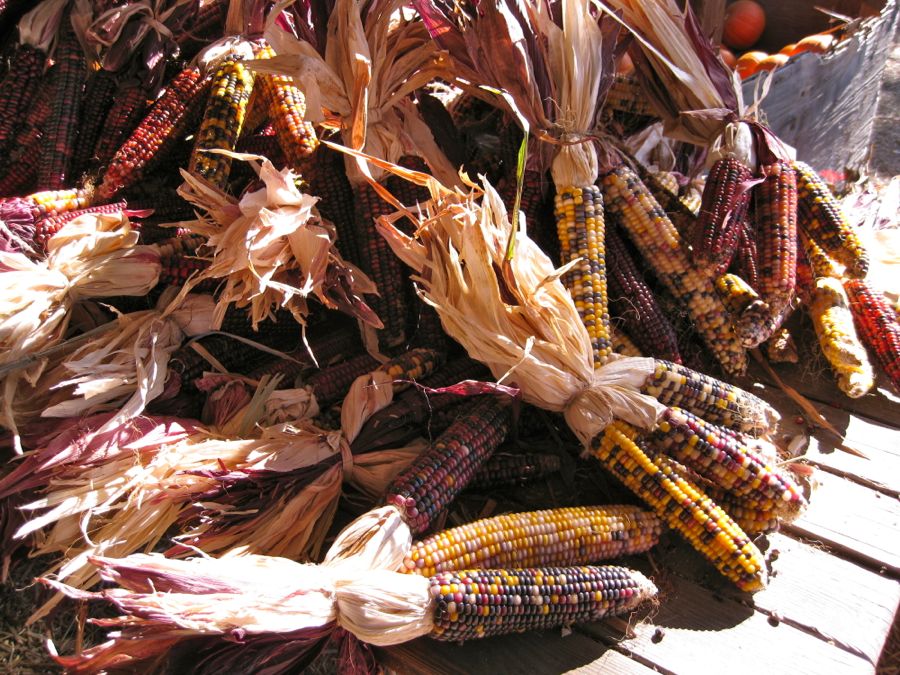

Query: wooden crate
left=740, top=0, right=899, bottom=174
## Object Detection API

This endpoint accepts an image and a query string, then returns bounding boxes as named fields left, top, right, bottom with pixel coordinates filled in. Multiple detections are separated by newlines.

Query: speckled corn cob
left=377, top=347, right=445, bottom=392
left=607, top=226, right=681, bottom=363
left=649, top=407, right=805, bottom=509
left=693, top=158, right=753, bottom=271
left=98, top=66, right=210, bottom=200
left=429, top=565, right=657, bottom=641
left=612, top=328, right=643, bottom=357
left=245, top=323, right=362, bottom=386
left=71, top=69, right=118, bottom=178
left=844, top=278, right=900, bottom=392
left=467, top=452, right=562, bottom=491
left=795, top=160, right=868, bottom=278
left=754, top=161, right=797, bottom=329
left=304, top=353, right=380, bottom=407
left=32, top=201, right=127, bottom=251
left=800, top=230, right=841, bottom=279
left=0, top=65, right=56, bottom=196
left=0, top=187, right=93, bottom=246
left=253, top=44, right=318, bottom=167
left=592, top=421, right=767, bottom=591
left=188, top=54, right=255, bottom=189
left=700, top=485, right=781, bottom=535
left=809, top=276, right=874, bottom=398
left=405, top=505, right=661, bottom=577
left=0, top=44, right=44, bottom=161
left=601, top=164, right=748, bottom=376
left=715, top=273, right=776, bottom=349
left=92, top=81, right=149, bottom=169
left=642, top=170, right=697, bottom=240
left=555, top=185, right=613, bottom=365
left=733, top=217, right=759, bottom=287
left=301, top=142, right=359, bottom=264
left=640, top=359, right=778, bottom=433
left=386, top=396, right=511, bottom=534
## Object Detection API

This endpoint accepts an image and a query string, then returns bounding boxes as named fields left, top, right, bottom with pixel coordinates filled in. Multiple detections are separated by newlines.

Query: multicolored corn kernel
left=0, top=43, right=44, bottom=161
left=715, top=273, right=779, bottom=349
left=766, top=327, right=799, bottom=364
left=795, top=160, right=868, bottom=278
left=71, top=69, right=118, bottom=178
left=640, top=359, right=779, bottom=434
left=405, top=505, right=661, bottom=578
left=377, top=347, right=445, bottom=392
left=300, top=142, right=359, bottom=265
left=732, top=216, right=759, bottom=287
left=98, top=66, right=210, bottom=200
left=429, top=565, right=657, bottom=641
left=808, top=276, right=874, bottom=398
left=32, top=201, right=127, bottom=251
left=188, top=54, right=256, bottom=189
left=601, top=164, right=748, bottom=376
left=800, top=229, right=842, bottom=280
left=386, top=396, right=511, bottom=534
left=607, top=226, right=681, bottom=363
left=592, top=421, right=767, bottom=591
left=701, top=484, right=782, bottom=535
left=253, top=44, right=318, bottom=166
left=844, top=278, right=900, bottom=392
left=642, top=169, right=697, bottom=239
left=467, top=452, right=562, bottom=491
left=555, top=185, right=613, bottom=366
left=611, top=328, right=644, bottom=357
left=92, top=81, right=149, bottom=170
left=693, top=158, right=753, bottom=271
left=754, top=160, right=798, bottom=320
left=648, top=407, right=805, bottom=510
left=305, top=353, right=380, bottom=407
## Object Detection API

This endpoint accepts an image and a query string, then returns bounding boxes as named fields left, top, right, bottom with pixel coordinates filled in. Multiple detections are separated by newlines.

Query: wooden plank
left=753, top=385, right=900, bottom=496
left=376, top=628, right=644, bottom=675
left=566, top=650, right=660, bottom=675
left=786, top=470, right=900, bottom=575
left=580, top=573, right=875, bottom=675
left=649, top=532, right=900, bottom=666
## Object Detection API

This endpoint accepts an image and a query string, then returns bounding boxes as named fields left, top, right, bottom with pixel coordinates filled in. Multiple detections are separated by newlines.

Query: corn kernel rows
left=32, top=201, right=127, bottom=251
left=305, top=353, right=380, bottom=407
left=693, top=157, right=752, bottom=272
left=715, top=273, right=780, bottom=349
left=467, top=452, right=562, bottom=491
left=405, top=505, right=662, bottom=578
left=429, top=565, right=656, bottom=641
left=701, top=483, right=781, bottom=535
left=733, top=218, right=760, bottom=287
left=555, top=185, right=613, bottom=366
left=649, top=407, right=805, bottom=508
left=92, top=83, right=150, bottom=169
left=0, top=44, right=44, bottom=159
left=844, top=278, right=900, bottom=392
left=641, top=169, right=696, bottom=239
left=795, top=160, right=869, bottom=279
left=377, top=347, right=445, bottom=392
left=592, top=422, right=767, bottom=591
left=808, top=276, right=874, bottom=398
left=601, top=165, right=748, bottom=376
left=386, top=396, right=511, bottom=534
left=800, top=230, right=842, bottom=280
left=611, top=328, right=643, bottom=357
left=640, top=359, right=778, bottom=433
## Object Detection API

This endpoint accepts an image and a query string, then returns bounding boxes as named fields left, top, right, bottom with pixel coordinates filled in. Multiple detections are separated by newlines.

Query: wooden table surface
left=376, top=364, right=900, bottom=675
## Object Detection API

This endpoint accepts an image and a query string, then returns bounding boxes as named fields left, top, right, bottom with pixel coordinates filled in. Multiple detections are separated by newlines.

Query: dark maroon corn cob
left=174, top=0, right=228, bottom=60
left=38, top=24, right=86, bottom=190
left=386, top=396, right=512, bottom=534
left=92, top=81, right=149, bottom=170
left=70, top=69, right=118, bottom=178
left=97, top=66, right=210, bottom=200
left=0, top=64, right=55, bottom=196
left=32, top=201, right=127, bottom=251
left=234, top=133, right=286, bottom=167
left=0, top=43, right=43, bottom=161
left=731, top=215, right=759, bottom=287
left=301, top=142, right=360, bottom=265
left=692, top=157, right=753, bottom=271
left=468, top=452, right=562, bottom=490
left=844, top=278, right=900, bottom=392
left=606, top=226, right=681, bottom=363
left=303, top=353, right=380, bottom=408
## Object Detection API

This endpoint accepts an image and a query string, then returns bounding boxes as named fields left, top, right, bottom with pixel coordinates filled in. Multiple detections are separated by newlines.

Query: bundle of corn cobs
left=0, top=0, right=896, bottom=672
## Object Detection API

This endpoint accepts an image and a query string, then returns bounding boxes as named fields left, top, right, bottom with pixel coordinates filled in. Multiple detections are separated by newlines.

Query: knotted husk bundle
left=0, top=211, right=160, bottom=451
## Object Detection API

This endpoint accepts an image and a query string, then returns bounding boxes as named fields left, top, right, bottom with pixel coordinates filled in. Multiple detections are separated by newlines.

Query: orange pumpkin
left=736, top=50, right=767, bottom=78
left=794, top=33, right=836, bottom=54
left=723, top=0, right=766, bottom=50
left=719, top=46, right=738, bottom=69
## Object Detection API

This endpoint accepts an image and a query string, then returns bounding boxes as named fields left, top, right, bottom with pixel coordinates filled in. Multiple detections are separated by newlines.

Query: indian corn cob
left=555, top=185, right=613, bottom=365
left=71, top=68, right=118, bottom=178
left=303, top=353, right=380, bottom=407
left=32, top=201, right=128, bottom=251
left=92, top=81, right=149, bottom=170
left=808, top=276, right=874, bottom=398
left=795, top=159, right=868, bottom=278
left=429, top=565, right=657, bottom=641
left=732, top=217, right=759, bottom=287
left=606, top=225, right=681, bottom=363
left=612, top=328, right=644, bottom=357
left=97, top=66, right=210, bottom=200
left=467, top=452, right=562, bottom=491
left=301, top=141, right=360, bottom=264
left=592, top=420, right=767, bottom=591
left=800, top=230, right=842, bottom=280
left=715, top=273, right=775, bottom=348
left=601, top=164, right=748, bottom=376
left=642, top=168, right=697, bottom=239
left=404, top=505, right=662, bottom=577
left=0, top=64, right=55, bottom=197
left=386, top=396, right=512, bottom=534
left=0, top=43, right=44, bottom=161
left=844, top=278, right=900, bottom=392
left=692, top=157, right=753, bottom=272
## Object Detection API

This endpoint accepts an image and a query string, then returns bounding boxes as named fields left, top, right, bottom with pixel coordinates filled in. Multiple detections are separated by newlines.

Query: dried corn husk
left=175, top=152, right=380, bottom=331
left=0, top=212, right=160, bottom=451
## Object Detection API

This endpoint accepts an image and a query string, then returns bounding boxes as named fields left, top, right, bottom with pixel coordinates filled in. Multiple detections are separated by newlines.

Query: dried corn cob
left=555, top=185, right=613, bottom=365
left=703, top=488, right=781, bottom=535
left=253, top=44, right=318, bottom=167
left=404, top=505, right=661, bottom=577
left=714, top=273, right=777, bottom=348
left=808, top=276, right=874, bottom=398
left=71, top=69, right=118, bottom=178
left=188, top=53, right=256, bottom=189
left=732, top=216, right=759, bottom=287
left=0, top=44, right=44, bottom=161
left=611, top=328, right=643, bottom=357
left=430, top=565, right=656, bottom=641
left=753, top=160, right=797, bottom=332
left=649, top=407, right=805, bottom=509
left=467, top=452, right=562, bottom=491
left=386, top=396, right=511, bottom=534
left=32, top=201, right=127, bottom=251
left=602, top=75, right=657, bottom=134
left=607, top=226, right=681, bottom=363
left=592, top=421, right=767, bottom=591
left=642, top=168, right=697, bottom=239
left=97, top=66, right=210, bottom=200
left=715, top=273, right=760, bottom=318
left=766, top=327, right=798, bottom=363
left=304, top=353, right=380, bottom=407
left=0, top=64, right=55, bottom=196
left=92, top=81, right=149, bottom=170
left=844, top=278, right=900, bottom=392
left=639, top=359, right=778, bottom=434
left=38, top=23, right=85, bottom=190
left=234, top=133, right=286, bottom=166
left=0, top=187, right=92, bottom=247
left=692, top=158, right=752, bottom=271
left=302, top=142, right=359, bottom=264
left=601, top=164, right=748, bottom=375
left=175, top=0, right=228, bottom=60
left=795, top=160, right=868, bottom=278
left=800, top=230, right=841, bottom=280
